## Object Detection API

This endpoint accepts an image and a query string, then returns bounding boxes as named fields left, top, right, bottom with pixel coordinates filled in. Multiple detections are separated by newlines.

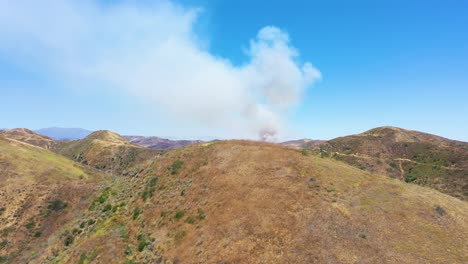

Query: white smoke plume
left=0, top=0, right=321, bottom=140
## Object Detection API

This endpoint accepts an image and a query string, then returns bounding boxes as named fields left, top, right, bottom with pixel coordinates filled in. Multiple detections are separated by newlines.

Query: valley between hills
left=0, top=127, right=466, bottom=263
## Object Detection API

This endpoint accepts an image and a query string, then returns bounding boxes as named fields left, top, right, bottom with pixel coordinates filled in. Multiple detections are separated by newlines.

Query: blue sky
left=1, top=0, right=467, bottom=141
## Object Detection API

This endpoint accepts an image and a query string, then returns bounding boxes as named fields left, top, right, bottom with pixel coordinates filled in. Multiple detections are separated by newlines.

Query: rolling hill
left=0, top=135, right=106, bottom=263
left=125, top=135, right=203, bottom=150
left=53, top=130, right=160, bottom=175
left=22, top=140, right=467, bottom=264
left=280, top=138, right=325, bottom=149
left=1, top=127, right=467, bottom=263
left=0, top=128, right=55, bottom=149
left=309, top=127, right=468, bottom=200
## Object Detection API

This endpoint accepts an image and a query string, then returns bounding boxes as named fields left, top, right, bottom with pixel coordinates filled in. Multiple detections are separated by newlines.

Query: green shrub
left=0, top=208, right=5, bottom=215
left=185, top=216, right=194, bottom=224
left=124, top=246, right=132, bottom=255
left=149, top=177, right=158, bottom=187
left=87, top=219, right=96, bottom=226
left=170, top=160, right=184, bottom=175
left=357, top=164, right=366, bottom=170
left=25, top=221, right=35, bottom=229
left=48, top=199, right=67, bottom=211
left=0, top=241, right=7, bottom=249
left=96, top=192, right=108, bottom=204
left=133, top=208, right=141, bottom=220
left=34, top=231, right=42, bottom=238
left=301, top=149, right=309, bottom=156
left=197, top=209, right=206, bottom=220
left=405, top=174, right=417, bottom=183
left=119, top=225, right=129, bottom=240
left=174, top=210, right=185, bottom=220
left=102, top=204, right=112, bottom=212
left=78, top=250, right=98, bottom=264
left=78, top=254, right=87, bottom=264
left=320, top=150, right=329, bottom=158
left=80, top=221, right=86, bottom=228
left=1, top=228, right=13, bottom=237
left=149, top=187, right=156, bottom=197
left=90, top=187, right=111, bottom=209
left=389, top=161, right=398, bottom=169
left=64, top=235, right=74, bottom=246
left=137, top=240, right=149, bottom=252
left=141, top=190, right=148, bottom=201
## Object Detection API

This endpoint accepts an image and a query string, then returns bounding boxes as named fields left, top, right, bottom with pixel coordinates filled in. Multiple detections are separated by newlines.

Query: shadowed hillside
left=28, top=141, right=468, bottom=264
left=53, top=130, right=160, bottom=175
left=0, top=128, right=55, bottom=149
left=0, top=136, right=106, bottom=263
left=308, top=127, right=468, bottom=200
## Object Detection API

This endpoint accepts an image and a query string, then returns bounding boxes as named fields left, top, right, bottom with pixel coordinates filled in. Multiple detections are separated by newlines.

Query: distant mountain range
left=124, top=135, right=203, bottom=150
left=35, top=127, right=93, bottom=140
left=33, top=127, right=205, bottom=150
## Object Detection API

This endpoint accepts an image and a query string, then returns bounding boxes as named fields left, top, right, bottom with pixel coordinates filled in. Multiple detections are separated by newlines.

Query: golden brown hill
left=280, top=138, right=325, bottom=149
left=53, top=130, right=160, bottom=175
left=311, top=126, right=468, bottom=200
left=0, top=128, right=55, bottom=149
left=35, top=141, right=468, bottom=264
left=0, top=136, right=106, bottom=263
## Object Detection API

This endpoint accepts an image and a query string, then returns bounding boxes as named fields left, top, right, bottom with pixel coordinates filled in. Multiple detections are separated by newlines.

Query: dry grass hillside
left=31, top=141, right=468, bottom=264
left=280, top=138, right=325, bottom=149
left=0, top=136, right=106, bottom=263
left=53, top=131, right=160, bottom=175
left=0, top=128, right=55, bottom=149
left=125, top=136, right=203, bottom=150
left=310, top=127, right=468, bottom=200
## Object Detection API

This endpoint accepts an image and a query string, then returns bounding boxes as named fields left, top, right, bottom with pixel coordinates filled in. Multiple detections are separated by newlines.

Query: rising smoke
left=0, top=0, right=321, bottom=140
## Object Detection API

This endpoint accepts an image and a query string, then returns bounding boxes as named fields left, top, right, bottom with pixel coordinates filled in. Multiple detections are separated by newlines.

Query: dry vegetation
left=53, top=130, right=160, bottom=175
left=310, top=127, right=468, bottom=200
left=1, top=129, right=467, bottom=263
left=0, top=128, right=55, bottom=149
left=0, top=137, right=106, bottom=263
left=24, top=141, right=468, bottom=264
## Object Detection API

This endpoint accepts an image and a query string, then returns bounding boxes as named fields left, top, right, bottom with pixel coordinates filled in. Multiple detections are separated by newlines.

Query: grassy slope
left=53, top=131, right=159, bottom=175
left=0, top=128, right=55, bottom=149
left=312, top=127, right=468, bottom=200
left=0, top=137, right=106, bottom=263
left=37, top=141, right=467, bottom=264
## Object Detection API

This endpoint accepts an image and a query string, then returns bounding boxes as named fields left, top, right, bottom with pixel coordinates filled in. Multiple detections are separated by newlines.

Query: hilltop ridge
left=53, top=130, right=159, bottom=175
left=309, top=126, right=468, bottom=200
left=86, top=130, right=131, bottom=145
left=0, top=128, right=55, bottom=149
